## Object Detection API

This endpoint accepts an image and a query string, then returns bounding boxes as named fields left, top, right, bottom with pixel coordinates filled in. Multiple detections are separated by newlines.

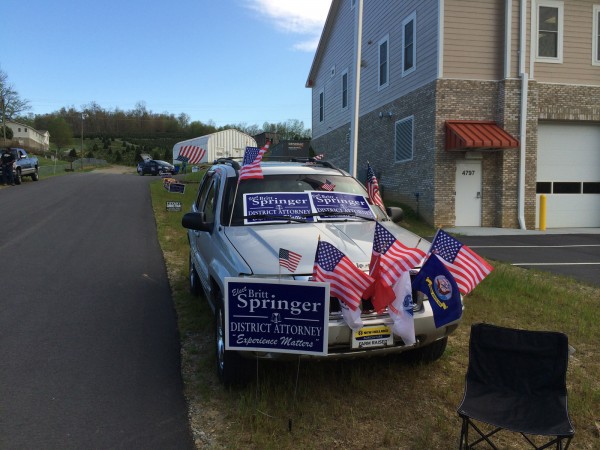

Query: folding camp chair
left=457, top=323, right=574, bottom=449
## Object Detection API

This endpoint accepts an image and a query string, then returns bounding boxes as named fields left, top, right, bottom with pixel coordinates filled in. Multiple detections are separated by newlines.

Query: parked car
left=0, top=148, right=39, bottom=184
left=181, top=158, right=461, bottom=386
left=137, top=159, right=175, bottom=176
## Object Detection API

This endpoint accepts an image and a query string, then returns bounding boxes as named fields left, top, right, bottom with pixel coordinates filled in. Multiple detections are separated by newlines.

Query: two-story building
left=4, top=121, right=50, bottom=153
left=307, top=0, right=600, bottom=229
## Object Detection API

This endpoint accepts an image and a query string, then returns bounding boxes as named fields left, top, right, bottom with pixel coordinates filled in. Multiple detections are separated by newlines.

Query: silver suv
left=182, top=158, right=460, bottom=386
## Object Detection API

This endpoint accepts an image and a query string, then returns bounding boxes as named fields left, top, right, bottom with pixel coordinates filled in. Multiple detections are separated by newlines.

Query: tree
left=0, top=68, right=31, bottom=143
left=47, top=117, right=73, bottom=151
left=0, top=125, right=13, bottom=140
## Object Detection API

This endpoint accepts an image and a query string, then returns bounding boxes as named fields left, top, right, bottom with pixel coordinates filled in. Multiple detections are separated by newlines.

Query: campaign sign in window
left=309, top=191, right=376, bottom=220
left=225, top=278, right=329, bottom=356
left=243, top=192, right=314, bottom=224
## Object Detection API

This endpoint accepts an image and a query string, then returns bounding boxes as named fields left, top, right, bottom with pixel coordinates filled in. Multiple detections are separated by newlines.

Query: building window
left=319, top=89, right=324, bottom=123
left=378, top=35, right=389, bottom=89
left=594, top=5, right=600, bottom=65
left=537, top=1, right=563, bottom=62
left=395, top=116, right=414, bottom=162
left=341, top=70, right=348, bottom=110
left=536, top=182, right=552, bottom=194
left=402, top=12, right=417, bottom=76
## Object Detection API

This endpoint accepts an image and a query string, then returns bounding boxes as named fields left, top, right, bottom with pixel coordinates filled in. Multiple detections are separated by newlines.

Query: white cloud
left=244, top=0, right=332, bottom=51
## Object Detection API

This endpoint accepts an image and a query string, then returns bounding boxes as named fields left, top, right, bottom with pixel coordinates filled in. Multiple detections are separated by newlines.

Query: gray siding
left=359, top=1, right=440, bottom=114
left=311, top=1, right=355, bottom=139
left=310, top=0, right=440, bottom=139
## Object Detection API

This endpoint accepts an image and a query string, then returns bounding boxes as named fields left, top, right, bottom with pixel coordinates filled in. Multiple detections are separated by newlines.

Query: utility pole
left=80, top=112, right=87, bottom=170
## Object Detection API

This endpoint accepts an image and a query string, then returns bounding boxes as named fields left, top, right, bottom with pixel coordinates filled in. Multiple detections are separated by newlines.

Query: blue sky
left=3, top=0, right=331, bottom=129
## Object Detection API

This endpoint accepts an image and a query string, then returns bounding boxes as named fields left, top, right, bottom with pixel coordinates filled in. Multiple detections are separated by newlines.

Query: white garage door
left=536, top=122, right=600, bottom=228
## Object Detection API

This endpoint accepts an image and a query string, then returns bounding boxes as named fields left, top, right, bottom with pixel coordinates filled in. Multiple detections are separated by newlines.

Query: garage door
left=536, top=122, right=600, bottom=228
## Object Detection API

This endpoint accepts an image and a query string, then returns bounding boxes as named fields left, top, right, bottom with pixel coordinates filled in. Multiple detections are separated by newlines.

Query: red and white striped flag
left=320, top=179, right=336, bottom=191
left=313, top=241, right=374, bottom=311
left=366, top=163, right=385, bottom=209
left=312, top=240, right=374, bottom=331
left=178, top=145, right=206, bottom=164
left=369, top=222, right=426, bottom=312
left=279, top=248, right=302, bottom=272
left=429, top=229, right=493, bottom=295
left=238, top=141, right=270, bottom=181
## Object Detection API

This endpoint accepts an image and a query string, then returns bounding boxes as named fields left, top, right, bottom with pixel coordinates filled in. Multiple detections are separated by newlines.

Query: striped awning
left=445, top=120, right=519, bottom=151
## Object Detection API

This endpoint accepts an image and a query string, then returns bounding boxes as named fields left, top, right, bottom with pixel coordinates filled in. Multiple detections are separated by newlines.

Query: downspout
left=349, top=0, right=364, bottom=178
left=517, top=0, right=528, bottom=230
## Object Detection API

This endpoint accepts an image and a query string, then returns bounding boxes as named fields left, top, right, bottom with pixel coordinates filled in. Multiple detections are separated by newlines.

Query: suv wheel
left=189, top=254, right=201, bottom=297
left=215, top=297, right=252, bottom=387
left=31, top=168, right=39, bottom=181
left=14, top=169, right=22, bottom=185
left=402, top=336, right=448, bottom=364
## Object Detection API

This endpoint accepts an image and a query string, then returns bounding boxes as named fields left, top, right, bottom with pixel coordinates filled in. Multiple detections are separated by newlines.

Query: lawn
left=150, top=177, right=600, bottom=449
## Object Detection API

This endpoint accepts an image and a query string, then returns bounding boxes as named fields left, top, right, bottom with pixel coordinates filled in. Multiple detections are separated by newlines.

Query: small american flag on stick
left=279, top=248, right=302, bottom=272
left=320, top=179, right=336, bottom=191
left=238, top=140, right=270, bottom=181
left=366, top=162, right=385, bottom=209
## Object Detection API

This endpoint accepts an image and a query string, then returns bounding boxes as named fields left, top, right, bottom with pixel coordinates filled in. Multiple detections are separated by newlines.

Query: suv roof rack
left=214, top=157, right=241, bottom=170
left=287, top=157, right=339, bottom=170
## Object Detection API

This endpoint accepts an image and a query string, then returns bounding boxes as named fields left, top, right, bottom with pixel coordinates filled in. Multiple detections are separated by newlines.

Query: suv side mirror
left=386, top=206, right=404, bottom=223
left=182, top=212, right=213, bottom=232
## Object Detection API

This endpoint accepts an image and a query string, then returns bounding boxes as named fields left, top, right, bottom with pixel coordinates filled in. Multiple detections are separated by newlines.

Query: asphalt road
left=457, top=234, right=600, bottom=287
left=0, top=172, right=194, bottom=449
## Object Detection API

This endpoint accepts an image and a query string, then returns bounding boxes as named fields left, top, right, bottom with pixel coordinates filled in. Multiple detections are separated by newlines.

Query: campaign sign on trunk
left=309, top=191, right=376, bottom=220
left=243, top=192, right=314, bottom=224
left=225, top=278, right=329, bottom=356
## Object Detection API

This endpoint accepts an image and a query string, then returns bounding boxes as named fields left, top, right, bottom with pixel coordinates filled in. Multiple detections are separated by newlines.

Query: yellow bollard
left=539, top=194, right=547, bottom=231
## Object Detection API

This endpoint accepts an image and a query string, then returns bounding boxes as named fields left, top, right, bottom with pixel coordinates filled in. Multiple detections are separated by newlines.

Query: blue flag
left=412, top=254, right=462, bottom=328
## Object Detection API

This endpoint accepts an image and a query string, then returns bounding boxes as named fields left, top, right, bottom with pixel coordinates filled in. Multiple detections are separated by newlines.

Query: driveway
left=0, top=172, right=194, bottom=449
left=444, top=228, right=600, bottom=287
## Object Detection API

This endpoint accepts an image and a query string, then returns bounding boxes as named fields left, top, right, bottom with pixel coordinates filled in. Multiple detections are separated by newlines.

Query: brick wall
left=310, top=80, right=600, bottom=229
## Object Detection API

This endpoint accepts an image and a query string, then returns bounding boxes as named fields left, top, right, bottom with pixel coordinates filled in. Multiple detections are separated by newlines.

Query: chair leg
left=459, top=416, right=500, bottom=450
left=459, top=417, right=468, bottom=449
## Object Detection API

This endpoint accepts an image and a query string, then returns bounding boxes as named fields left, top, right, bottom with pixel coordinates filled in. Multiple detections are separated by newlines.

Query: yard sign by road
left=225, top=278, right=329, bottom=356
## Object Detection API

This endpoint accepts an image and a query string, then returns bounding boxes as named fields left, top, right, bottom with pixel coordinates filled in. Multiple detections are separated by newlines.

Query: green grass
left=150, top=178, right=600, bottom=449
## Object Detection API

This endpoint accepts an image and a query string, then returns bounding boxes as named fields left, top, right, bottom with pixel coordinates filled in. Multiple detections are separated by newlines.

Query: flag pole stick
left=289, top=355, right=302, bottom=432
left=228, top=181, right=240, bottom=227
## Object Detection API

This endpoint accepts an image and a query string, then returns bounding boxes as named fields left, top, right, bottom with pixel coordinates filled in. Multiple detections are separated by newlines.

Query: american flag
left=320, top=179, right=336, bottom=191
left=279, top=248, right=302, bottom=272
left=312, top=241, right=374, bottom=311
left=369, top=223, right=426, bottom=311
left=366, top=163, right=385, bottom=209
left=177, top=145, right=206, bottom=164
left=429, top=229, right=493, bottom=295
left=313, top=153, right=324, bottom=160
left=238, top=141, right=270, bottom=181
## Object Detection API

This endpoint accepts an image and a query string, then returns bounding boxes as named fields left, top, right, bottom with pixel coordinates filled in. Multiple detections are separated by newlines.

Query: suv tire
left=402, top=336, right=448, bottom=364
left=215, top=297, right=253, bottom=387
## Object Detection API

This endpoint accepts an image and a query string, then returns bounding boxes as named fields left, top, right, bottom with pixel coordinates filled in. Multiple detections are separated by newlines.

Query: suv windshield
left=222, top=174, right=385, bottom=225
